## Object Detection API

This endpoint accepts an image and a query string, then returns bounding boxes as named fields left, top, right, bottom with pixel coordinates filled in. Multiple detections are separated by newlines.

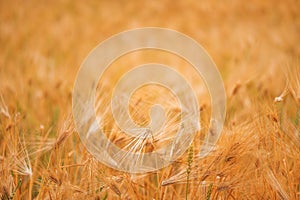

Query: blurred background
left=1, top=0, right=299, bottom=127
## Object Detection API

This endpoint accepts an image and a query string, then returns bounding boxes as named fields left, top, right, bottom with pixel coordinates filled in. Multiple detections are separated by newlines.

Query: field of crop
left=0, top=0, right=300, bottom=199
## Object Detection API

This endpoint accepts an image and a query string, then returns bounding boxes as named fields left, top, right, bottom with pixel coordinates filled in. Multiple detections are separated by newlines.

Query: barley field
left=0, top=0, right=300, bottom=199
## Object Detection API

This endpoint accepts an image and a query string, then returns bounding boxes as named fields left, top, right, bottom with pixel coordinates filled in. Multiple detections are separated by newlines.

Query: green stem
left=206, top=183, right=213, bottom=200
left=186, top=146, right=193, bottom=200
left=9, top=179, right=22, bottom=200
left=294, top=107, right=299, bottom=126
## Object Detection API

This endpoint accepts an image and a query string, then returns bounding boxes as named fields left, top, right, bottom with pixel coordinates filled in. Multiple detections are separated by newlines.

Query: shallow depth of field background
left=0, top=0, right=300, bottom=199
